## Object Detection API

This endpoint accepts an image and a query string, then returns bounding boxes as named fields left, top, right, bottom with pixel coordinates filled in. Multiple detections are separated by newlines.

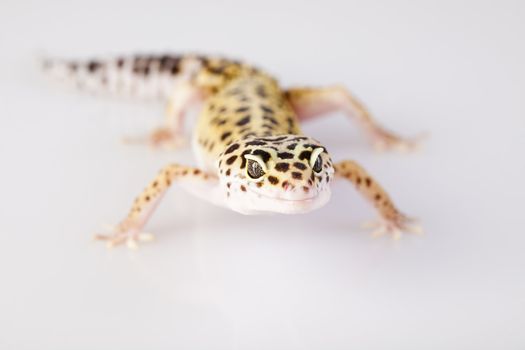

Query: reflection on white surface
left=0, top=0, right=524, bottom=349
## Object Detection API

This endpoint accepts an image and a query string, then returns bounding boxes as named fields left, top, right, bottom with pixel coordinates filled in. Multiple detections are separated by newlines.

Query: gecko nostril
left=282, top=181, right=293, bottom=191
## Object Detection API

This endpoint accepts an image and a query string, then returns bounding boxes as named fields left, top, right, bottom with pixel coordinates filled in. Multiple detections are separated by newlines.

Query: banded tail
left=41, top=53, right=240, bottom=100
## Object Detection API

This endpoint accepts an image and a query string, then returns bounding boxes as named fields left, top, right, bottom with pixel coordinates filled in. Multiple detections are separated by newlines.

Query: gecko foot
left=93, top=220, right=155, bottom=249
left=361, top=214, right=423, bottom=240
left=122, top=127, right=187, bottom=150
left=371, top=129, right=427, bottom=153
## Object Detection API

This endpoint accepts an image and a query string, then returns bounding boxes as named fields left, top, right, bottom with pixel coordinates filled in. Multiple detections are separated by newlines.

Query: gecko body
left=43, top=53, right=421, bottom=247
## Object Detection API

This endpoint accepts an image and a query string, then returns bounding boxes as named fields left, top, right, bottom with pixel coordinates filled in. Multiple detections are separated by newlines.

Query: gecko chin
left=227, top=186, right=332, bottom=215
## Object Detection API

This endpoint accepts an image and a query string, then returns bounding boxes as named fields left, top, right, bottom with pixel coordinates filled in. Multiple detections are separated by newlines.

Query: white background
left=1, top=0, right=524, bottom=349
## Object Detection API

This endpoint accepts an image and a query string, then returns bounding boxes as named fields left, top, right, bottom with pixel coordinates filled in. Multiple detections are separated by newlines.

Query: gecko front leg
left=94, top=164, right=220, bottom=248
left=285, top=85, right=422, bottom=152
left=334, top=160, right=421, bottom=239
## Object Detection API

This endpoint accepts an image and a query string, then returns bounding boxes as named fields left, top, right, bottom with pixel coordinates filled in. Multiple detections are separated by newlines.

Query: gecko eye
left=247, top=159, right=265, bottom=179
left=310, top=147, right=324, bottom=173
left=313, top=156, right=323, bottom=173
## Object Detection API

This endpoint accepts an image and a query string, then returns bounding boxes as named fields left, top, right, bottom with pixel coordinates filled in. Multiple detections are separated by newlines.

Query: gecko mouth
left=228, top=185, right=331, bottom=215
left=248, top=188, right=321, bottom=202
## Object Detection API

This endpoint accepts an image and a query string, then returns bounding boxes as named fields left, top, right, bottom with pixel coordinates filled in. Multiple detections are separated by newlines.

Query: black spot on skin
left=375, top=194, right=381, bottom=201
left=261, top=124, right=274, bottom=129
left=260, top=136, right=288, bottom=142
left=287, top=117, right=294, bottom=127
left=262, top=115, right=279, bottom=125
left=256, top=182, right=263, bottom=188
left=236, top=115, right=251, bottom=126
left=243, top=132, right=257, bottom=139
left=356, top=177, right=362, bottom=186
left=170, top=65, right=179, bottom=75
left=252, top=149, right=271, bottom=163
left=278, top=152, right=294, bottom=159
left=365, top=177, right=372, bottom=187
left=246, top=140, right=266, bottom=146
left=207, top=65, right=226, bottom=75
left=116, top=58, right=125, bottom=68
left=218, top=106, right=227, bottom=113
left=303, top=186, right=309, bottom=193
left=226, top=169, right=231, bottom=176
left=298, top=151, right=312, bottom=161
left=290, top=136, right=308, bottom=141
left=256, top=85, right=267, bottom=98
left=87, top=61, right=101, bottom=72
left=209, top=142, right=215, bottom=151
left=226, top=155, right=237, bottom=165
left=217, top=119, right=227, bottom=126
left=282, top=180, right=290, bottom=189
left=193, top=169, right=201, bottom=175
left=159, top=55, right=181, bottom=74
left=268, top=176, right=279, bottom=185
left=240, top=185, right=247, bottom=192
left=326, top=175, right=330, bottom=182
left=235, top=106, right=250, bottom=113
left=221, top=132, right=232, bottom=141
left=293, top=162, right=307, bottom=170
left=208, top=103, right=216, bottom=111
left=275, top=163, right=290, bottom=172
left=292, top=172, right=303, bottom=180
left=287, top=143, right=297, bottom=151
left=227, top=183, right=231, bottom=188
left=224, top=143, right=240, bottom=154
left=260, top=105, right=274, bottom=114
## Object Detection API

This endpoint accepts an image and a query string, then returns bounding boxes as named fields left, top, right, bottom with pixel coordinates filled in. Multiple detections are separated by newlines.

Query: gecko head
left=217, top=135, right=335, bottom=215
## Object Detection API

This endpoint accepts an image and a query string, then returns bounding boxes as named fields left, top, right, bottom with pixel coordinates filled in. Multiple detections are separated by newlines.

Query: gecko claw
left=371, top=130, right=428, bottom=153
left=93, top=220, right=155, bottom=249
left=363, top=214, right=422, bottom=240
left=122, top=127, right=187, bottom=150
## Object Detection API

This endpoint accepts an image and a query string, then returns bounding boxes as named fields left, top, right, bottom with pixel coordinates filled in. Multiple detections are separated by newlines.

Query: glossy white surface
left=1, top=0, right=524, bottom=349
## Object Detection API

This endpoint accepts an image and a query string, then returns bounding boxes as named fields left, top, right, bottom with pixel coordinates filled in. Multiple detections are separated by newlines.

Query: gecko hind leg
left=122, top=81, right=203, bottom=150
left=285, top=85, right=425, bottom=152
left=94, top=164, right=219, bottom=249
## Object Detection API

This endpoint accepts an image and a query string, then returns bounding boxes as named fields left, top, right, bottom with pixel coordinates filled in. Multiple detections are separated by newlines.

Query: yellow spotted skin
left=195, top=73, right=301, bottom=162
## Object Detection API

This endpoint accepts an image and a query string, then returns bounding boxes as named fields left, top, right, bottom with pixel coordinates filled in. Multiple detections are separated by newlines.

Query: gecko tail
left=40, top=54, right=202, bottom=100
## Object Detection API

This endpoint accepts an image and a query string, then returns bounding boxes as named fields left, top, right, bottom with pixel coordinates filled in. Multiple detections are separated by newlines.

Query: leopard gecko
left=43, top=53, right=422, bottom=248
